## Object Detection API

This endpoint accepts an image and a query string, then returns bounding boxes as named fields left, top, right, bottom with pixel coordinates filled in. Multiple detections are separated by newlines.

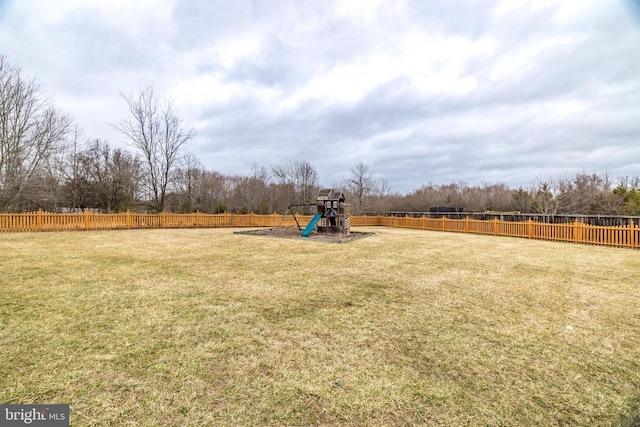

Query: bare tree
left=271, top=161, right=319, bottom=212
left=48, top=126, right=83, bottom=210
left=556, top=172, right=611, bottom=214
left=618, top=175, right=640, bottom=190
left=0, top=55, right=72, bottom=211
left=169, top=163, right=230, bottom=213
left=293, top=161, right=319, bottom=208
left=58, top=138, right=140, bottom=212
left=271, top=163, right=295, bottom=210
left=200, top=170, right=230, bottom=213
left=372, top=178, right=391, bottom=197
left=228, top=173, right=271, bottom=214
left=479, top=182, right=517, bottom=211
left=170, top=152, right=203, bottom=212
left=367, top=178, right=392, bottom=213
left=344, top=161, right=374, bottom=214
left=529, top=176, right=560, bottom=214
left=80, top=140, right=140, bottom=212
left=113, top=85, right=194, bottom=212
left=271, top=163, right=290, bottom=186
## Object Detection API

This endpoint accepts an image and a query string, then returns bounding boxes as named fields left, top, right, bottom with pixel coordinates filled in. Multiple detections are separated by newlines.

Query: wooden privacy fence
left=0, top=211, right=286, bottom=231
left=367, top=215, right=639, bottom=250
left=0, top=211, right=638, bottom=250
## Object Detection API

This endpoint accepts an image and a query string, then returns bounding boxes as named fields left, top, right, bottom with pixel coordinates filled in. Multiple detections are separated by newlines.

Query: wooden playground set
left=235, top=188, right=374, bottom=242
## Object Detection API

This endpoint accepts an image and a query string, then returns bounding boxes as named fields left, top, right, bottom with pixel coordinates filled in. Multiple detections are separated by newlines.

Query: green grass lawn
left=1, top=227, right=639, bottom=426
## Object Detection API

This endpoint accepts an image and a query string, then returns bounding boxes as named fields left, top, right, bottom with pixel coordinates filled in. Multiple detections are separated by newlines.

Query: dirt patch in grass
left=234, top=226, right=374, bottom=243
left=1, top=227, right=640, bottom=425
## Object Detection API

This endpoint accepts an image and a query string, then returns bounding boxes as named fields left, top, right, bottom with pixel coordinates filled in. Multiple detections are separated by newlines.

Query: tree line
left=387, top=174, right=640, bottom=216
left=2, top=54, right=640, bottom=216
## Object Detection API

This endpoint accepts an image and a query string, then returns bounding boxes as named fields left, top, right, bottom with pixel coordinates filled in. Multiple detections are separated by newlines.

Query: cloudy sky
left=1, top=0, right=639, bottom=193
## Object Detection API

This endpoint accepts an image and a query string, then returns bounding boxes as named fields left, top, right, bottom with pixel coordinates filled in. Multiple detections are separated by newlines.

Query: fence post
left=83, top=211, right=91, bottom=229
left=573, top=221, right=581, bottom=244
left=441, top=216, right=445, bottom=231
left=629, top=221, right=636, bottom=248
left=465, top=216, right=470, bottom=232
left=493, top=218, right=499, bottom=235
left=37, top=210, right=43, bottom=231
left=527, top=219, right=533, bottom=239
left=126, top=210, right=132, bottom=228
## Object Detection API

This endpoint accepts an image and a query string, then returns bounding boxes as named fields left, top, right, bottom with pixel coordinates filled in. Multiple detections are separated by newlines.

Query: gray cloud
left=1, top=0, right=639, bottom=193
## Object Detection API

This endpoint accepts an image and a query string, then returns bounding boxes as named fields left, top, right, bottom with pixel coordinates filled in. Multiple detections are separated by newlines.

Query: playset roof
left=316, top=188, right=345, bottom=202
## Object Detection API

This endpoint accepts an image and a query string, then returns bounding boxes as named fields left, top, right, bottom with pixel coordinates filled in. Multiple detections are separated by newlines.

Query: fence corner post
left=493, top=217, right=499, bottom=235
left=527, top=218, right=533, bottom=239
left=465, top=215, right=470, bottom=232
left=573, top=220, right=581, bottom=244
left=37, top=209, right=43, bottom=231
left=629, top=220, right=636, bottom=248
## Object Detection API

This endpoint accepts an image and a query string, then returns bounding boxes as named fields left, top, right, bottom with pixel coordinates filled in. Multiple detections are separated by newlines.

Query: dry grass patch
left=1, top=227, right=640, bottom=426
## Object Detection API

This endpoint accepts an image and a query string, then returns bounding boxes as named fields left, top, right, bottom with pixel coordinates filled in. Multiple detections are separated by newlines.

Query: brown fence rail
left=0, top=211, right=638, bottom=250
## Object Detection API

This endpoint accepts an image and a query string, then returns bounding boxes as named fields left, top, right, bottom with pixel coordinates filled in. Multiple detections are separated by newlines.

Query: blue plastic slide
left=301, top=213, right=322, bottom=237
